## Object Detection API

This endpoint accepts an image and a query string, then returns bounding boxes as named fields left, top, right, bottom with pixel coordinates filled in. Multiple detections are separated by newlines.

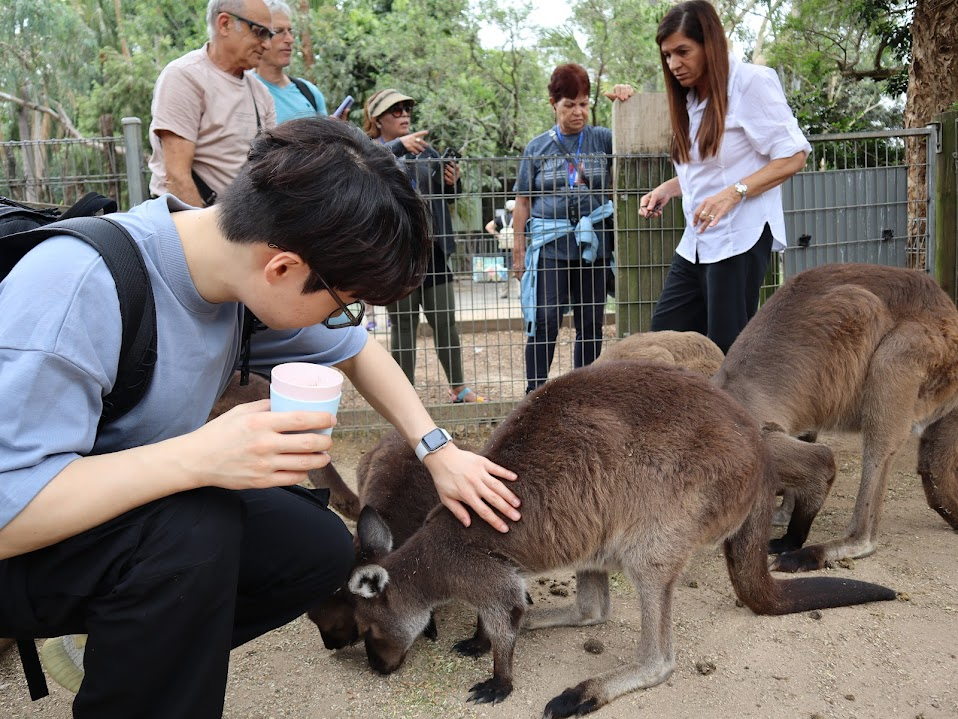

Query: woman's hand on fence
left=604, top=84, right=635, bottom=103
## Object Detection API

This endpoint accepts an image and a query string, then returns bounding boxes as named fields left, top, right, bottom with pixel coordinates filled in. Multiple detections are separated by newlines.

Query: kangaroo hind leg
left=525, top=570, right=610, bottom=631
left=775, top=326, right=924, bottom=571
left=542, top=566, right=678, bottom=718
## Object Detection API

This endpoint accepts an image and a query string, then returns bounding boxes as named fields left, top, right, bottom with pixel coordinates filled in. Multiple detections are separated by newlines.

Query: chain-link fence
left=0, top=127, right=935, bottom=433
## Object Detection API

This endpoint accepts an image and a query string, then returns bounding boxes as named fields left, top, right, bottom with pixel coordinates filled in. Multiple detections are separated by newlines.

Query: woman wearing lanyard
left=640, top=0, right=811, bottom=353
left=511, top=64, right=633, bottom=394
left=363, top=89, right=486, bottom=404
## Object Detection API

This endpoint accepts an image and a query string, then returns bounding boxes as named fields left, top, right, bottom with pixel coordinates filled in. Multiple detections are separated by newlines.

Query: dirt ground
left=2, top=430, right=957, bottom=719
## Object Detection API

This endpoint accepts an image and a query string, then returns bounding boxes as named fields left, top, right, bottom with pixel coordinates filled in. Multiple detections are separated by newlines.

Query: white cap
left=505, top=199, right=516, bottom=211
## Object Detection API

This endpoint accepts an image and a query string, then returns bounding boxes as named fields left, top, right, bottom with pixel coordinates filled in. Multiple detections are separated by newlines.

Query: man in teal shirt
left=254, top=0, right=327, bottom=122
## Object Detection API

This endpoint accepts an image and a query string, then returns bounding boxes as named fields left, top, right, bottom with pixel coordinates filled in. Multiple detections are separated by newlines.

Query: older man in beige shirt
left=148, top=0, right=278, bottom=207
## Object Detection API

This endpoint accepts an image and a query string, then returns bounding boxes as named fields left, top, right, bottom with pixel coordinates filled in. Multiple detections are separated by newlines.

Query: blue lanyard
left=554, top=126, right=584, bottom=188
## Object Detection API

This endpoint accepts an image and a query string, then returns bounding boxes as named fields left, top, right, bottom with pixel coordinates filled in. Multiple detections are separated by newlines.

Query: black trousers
left=0, top=485, right=354, bottom=718
left=650, top=224, right=773, bottom=354
left=525, top=253, right=609, bottom=393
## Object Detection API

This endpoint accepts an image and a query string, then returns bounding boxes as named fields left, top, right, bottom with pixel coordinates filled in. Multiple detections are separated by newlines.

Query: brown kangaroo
left=310, top=331, right=725, bottom=652
left=597, top=329, right=724, bottom=376
left=714, top=263, right=958, bottom=572
left=305, top=431, right=450, bottom=649
left=347, top=361, right=896, bottom=718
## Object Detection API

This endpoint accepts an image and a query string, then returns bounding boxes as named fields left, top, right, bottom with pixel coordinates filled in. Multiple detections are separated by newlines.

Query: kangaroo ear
left=349, top=564, right=390, bottom=599
left=357, top=505, right=394, bottom=556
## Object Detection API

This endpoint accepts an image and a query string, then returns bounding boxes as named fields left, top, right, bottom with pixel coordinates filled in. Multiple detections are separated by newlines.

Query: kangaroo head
left=306, top=587, right=359, bottom=650
left=348, top=506, right=432, bottom=675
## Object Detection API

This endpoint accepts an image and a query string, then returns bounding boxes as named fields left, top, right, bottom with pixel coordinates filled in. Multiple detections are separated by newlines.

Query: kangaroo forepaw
left=468, top=676, right=513, bottom=704
left=770, top=546, right=826, bottom=573
left=542, top=685, right=601, bottom=718
left=453, top=635, right=491, bottom=657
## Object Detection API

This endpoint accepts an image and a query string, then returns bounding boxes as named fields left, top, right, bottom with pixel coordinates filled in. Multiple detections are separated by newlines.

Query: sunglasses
left=268, top=244, right=365, bottom=329
left=386, top=102, right=414, bottom=117
left=227, top=12, right=276, bottom=42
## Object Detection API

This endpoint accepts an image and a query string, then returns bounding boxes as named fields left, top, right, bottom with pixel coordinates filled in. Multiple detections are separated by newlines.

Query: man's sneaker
left=39, top=634, right=86, bottom=693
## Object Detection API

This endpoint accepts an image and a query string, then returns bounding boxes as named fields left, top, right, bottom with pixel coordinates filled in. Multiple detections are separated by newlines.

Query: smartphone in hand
left=332, top=96, right=354, bottom=119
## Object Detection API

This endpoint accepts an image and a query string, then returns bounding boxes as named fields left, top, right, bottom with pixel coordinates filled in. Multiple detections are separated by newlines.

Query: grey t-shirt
left=0, top=196, right=366, bottom=529
left=515, top=125, right=613, bottom=261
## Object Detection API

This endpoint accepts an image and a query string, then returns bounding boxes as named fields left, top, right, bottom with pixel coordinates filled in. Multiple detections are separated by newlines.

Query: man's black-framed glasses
left=227, top=12, right=276, bottom=41
left=268, top=243, right=365, bottom=329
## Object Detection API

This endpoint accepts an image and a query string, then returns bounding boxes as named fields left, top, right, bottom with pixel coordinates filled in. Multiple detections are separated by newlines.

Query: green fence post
left=933, top=110, right=957, bottom=299
left=612, top=94, right=682, bottom=336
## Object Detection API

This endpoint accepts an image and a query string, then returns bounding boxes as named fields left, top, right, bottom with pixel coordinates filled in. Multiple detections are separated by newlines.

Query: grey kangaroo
left=714, top=263, right=958, bottom=571
left=310, top=331, right=726, bottom=651
left=347, top=361, right=896, bottom=718
left=597, top=329, right=724, bottom=376
left=305, top=431, right=450, bottom=649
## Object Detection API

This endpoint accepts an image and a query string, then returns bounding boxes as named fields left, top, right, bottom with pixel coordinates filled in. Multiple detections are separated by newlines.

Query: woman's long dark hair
left=656, top=1, right=729, bottom=164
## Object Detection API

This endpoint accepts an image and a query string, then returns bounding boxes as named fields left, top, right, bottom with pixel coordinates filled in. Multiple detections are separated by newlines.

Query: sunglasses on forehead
left=227, top=12, right=275, bottom=41
left=386, top=102, right=414, bottom=117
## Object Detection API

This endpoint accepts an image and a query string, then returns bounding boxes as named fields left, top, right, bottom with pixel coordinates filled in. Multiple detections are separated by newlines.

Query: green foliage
left=0, top=0, right=919, bottom=150
left=765, top=0, right=907, bottom=131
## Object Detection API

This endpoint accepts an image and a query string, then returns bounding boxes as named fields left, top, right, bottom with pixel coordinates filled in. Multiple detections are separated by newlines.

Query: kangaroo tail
left=309, top=463, right=361, bottom=521
left=724, top=454, right=897, bottom=615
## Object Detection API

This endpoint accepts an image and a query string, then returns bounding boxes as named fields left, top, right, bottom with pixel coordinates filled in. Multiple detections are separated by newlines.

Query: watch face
left=422, top=428, right=448, bottom=452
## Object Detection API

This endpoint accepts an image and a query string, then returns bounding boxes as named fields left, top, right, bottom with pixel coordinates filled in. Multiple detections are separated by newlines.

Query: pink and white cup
left=270, top=362, right=344, bottom=435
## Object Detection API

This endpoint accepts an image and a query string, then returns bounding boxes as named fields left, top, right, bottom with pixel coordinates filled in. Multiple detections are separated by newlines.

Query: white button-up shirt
left=674, top=54, right=811, bottom=264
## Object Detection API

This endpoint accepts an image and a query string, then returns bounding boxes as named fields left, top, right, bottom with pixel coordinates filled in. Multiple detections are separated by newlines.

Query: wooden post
left=611, top=93, right=682, bottom=336
left=933, top=110, right=957, bottom=299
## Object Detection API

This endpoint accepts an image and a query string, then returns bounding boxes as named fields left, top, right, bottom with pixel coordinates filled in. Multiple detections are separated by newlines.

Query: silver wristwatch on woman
left=415, top=428, right=453, bottom=462
left=734, top=182, right=748, bottom=199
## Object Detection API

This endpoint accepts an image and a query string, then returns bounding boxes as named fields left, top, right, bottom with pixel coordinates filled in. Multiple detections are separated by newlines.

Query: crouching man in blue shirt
left=0, top=117, right=520, bottom=718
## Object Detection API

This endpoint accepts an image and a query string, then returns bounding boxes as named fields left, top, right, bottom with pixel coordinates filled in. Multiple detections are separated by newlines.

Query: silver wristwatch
left=734, top=182, right=748, bottom=199
left=415, top=428, right=453, bottom=462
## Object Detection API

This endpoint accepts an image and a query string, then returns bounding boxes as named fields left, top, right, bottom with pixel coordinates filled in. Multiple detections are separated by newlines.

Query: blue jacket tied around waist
left=520, top=200, right=614, bottom=337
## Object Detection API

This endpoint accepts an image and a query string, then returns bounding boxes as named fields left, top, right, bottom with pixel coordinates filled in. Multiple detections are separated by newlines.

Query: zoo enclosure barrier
left=0, top=124, right=942, bottom=435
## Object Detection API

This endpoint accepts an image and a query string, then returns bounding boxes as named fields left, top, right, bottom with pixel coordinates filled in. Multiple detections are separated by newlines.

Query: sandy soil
left=2, top=430, right=957, bottom=719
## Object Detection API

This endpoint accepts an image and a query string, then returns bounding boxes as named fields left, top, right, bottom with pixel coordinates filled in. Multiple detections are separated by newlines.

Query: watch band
left=415, top=428, right=453, bottom=462
left=734, top=182, right=748, bottom=199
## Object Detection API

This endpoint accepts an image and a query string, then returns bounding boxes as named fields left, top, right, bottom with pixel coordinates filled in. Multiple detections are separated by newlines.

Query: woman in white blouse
left=640, top=0, right=811, bottom=353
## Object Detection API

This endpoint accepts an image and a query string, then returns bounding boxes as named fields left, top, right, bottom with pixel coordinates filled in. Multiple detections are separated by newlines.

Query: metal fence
left=0, top=126, right=935, bottom=433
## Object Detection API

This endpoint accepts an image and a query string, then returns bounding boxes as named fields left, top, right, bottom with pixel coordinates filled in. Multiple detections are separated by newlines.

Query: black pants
left=526, top=253, right=608, bottom=393
left=0, top=485, right=353, bottom=718
left=650, top=224, right=773, bottom=354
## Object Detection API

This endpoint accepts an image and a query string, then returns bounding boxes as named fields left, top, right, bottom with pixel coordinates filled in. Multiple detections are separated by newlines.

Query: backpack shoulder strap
left=11, top=216, right=157, bottom=428
left=290, top=77, right=319, bottom=112
left=59, top=192, right=117, bottom=220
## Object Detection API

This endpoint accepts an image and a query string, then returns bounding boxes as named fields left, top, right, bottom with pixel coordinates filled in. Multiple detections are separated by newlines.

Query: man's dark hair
left=217, top=117, right=430, bottom=304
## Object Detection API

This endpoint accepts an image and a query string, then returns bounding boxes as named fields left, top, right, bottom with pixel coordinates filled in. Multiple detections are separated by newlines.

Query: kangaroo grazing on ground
left=310, top=332, right=726, bottom=652
left=714, top=263, right=958, bottom=572
left=597, top=329, right=724, bottom=376
left=347, top=361, right=896, bottom=718
left=305, top=431, right=451, bottom=649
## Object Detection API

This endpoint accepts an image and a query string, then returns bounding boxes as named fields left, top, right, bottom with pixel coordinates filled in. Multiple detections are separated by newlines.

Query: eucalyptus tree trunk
left=298, top=0, right=315, bottom=70
left=904, top=0, right=958, bottom=269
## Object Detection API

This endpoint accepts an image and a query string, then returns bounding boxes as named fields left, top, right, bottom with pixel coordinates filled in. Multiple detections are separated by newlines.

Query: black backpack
left=0, top=192, right=158, bottom=700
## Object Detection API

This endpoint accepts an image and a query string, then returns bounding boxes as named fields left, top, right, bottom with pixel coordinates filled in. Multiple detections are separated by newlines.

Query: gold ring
left=707, top=214, right=715, bottom=220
